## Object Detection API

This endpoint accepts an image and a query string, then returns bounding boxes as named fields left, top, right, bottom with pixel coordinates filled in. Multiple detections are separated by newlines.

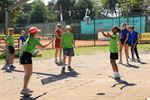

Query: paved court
left=0, top=52, right=150, bottom=100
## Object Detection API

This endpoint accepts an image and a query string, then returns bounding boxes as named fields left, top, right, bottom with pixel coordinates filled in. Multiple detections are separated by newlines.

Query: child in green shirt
left=61, top=25, right=76, bottom=74
left=19, top=27, right=52, bottom=96
left=99, top=26, right=121, bottom=79
left=5, top=28, right=16, bottom=72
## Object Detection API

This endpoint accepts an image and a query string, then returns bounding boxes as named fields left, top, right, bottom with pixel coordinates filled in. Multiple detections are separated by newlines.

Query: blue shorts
left=63, top=48, right=74, bottom=56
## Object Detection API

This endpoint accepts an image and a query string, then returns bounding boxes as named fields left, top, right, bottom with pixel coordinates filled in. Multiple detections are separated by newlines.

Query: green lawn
left=0, top=44, right=149, bottom=65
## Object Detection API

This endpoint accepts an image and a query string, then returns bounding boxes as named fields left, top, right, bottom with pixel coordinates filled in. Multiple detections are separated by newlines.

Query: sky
left=28, top=0, right=53, bottom=5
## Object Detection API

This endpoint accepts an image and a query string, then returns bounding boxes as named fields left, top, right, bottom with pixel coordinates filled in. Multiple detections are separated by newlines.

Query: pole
left=126, top=0, right=129, bottom=24
left=2, top=8, right=9, bottom=70
left=94, top=19, right=96, bottom=46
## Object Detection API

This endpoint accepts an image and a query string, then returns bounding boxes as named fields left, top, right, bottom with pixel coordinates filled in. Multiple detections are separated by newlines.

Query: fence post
left=94, top=19, right=96, bottom=46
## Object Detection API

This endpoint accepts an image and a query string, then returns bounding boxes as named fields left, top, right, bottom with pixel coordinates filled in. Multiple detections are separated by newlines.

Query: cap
left=65, top=25, right=71, bottom=29
left=29, top=27, right=41, bottom=34
left=57, top=23, right=62, bottom=26
left=9, top=28, right=14, bottom=31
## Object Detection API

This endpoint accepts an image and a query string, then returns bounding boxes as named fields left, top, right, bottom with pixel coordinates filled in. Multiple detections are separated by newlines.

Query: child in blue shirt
left=19, top=30, right=26, bottom=49
left=130, top=26, right=140, bottom=62
left=119, top=22, right=129, bottom=64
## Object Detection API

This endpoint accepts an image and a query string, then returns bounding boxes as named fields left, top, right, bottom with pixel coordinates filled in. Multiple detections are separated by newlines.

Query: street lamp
left=68, top=10, right=72, bottom=24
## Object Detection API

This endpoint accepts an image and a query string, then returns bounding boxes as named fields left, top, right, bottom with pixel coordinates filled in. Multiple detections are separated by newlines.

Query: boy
left=61, top=25, right=75, bottom=74
left=130, top=26, right=141, bottom=62
left=19, top=30, right=26, bottom=49
left=5, top=28, right=16, bottom=72
left=99, top=26, right=121, bottom=79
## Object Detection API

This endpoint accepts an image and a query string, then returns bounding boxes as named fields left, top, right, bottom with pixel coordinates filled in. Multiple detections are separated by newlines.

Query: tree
left=29, top=0, right=48, bottom=23
left=13, top=11, right=29, bottom=25
left=73, top=0, right=95, bottom=20
left=55, top=0, right=76, bottom=21
left=0, top=0, right=18, bottom=23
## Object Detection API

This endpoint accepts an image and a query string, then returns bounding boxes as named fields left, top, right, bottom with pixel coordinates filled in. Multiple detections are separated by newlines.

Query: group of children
left=5, top=22, right=140, bottom=96
left=5, top=24, right=75, bottom=96
left=99, top=22, right=141, bottom=79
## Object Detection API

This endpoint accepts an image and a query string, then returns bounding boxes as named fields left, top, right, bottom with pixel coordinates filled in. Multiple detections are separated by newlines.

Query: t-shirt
left=109, top=33, right=119, bottom=53
left=6, top=34, right=14, bottom=47
left=19, top=36, right=25, bottom=43
left=131, top=31, right=139, bottom=43
left=128, top=32, right=133, bottom=44
left=62, top=32, right=74, bottom=48
left=23, top=36, right=40, bottom=54
left=120, top=29, right=128, bottom=39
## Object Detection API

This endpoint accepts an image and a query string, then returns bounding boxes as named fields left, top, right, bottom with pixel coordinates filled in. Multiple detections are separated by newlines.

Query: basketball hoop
left=84, top=16, right=91, bottom=24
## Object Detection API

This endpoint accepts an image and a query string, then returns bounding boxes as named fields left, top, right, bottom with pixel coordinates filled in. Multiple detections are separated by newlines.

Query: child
left=61, top=25, right=75, bottom=74
left=54, top=23, right=63, bottom=65
left=99, top=26, right=121, bottom=79
left=19, top=27, right=52, bottom=96
left=19, top=30, right=26, bottom=49
left=130, top=26, right=141, bottom=62
left=5, top=28, right=16, bottom=72
left=119, top=22, right=129, bottom=64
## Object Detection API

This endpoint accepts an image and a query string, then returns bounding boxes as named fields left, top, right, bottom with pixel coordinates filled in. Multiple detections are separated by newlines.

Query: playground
left=0, top=0, right=150, bottom=100
left=0, top=49, right=150, bottom=100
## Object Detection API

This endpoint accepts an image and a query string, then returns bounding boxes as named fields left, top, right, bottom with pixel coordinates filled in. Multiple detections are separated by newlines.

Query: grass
left=0, top=44, right=149, bottom=65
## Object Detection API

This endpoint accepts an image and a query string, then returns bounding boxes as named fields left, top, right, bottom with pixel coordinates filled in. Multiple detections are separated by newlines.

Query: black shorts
left=20, top=52, right=32, bottom=64
left=110, top=53, right=118, bottom=60
left=128, top=43, right=133, bottom=46
left=63, top=48, right=74, bottom=56
left=8, top=46, right=15, bottom=54
left=120, top=39, right=128, bottom=45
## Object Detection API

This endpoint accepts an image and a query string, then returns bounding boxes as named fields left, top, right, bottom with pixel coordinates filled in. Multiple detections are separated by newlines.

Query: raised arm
left=107, top=32, right=114, bottom=38
left=98, top=28, right=108, bottom=37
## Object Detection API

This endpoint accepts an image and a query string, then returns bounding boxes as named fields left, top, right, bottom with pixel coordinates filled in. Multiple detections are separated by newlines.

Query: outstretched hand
left=98, top=28, right=103, bottom=32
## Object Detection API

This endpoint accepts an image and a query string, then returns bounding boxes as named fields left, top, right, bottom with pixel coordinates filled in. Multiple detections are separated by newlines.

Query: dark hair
left=131, top=27, right=134, bottom=29
left=113, top=26, right=121, bottom=33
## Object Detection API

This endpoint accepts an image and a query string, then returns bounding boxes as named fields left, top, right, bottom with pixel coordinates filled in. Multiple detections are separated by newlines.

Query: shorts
left=8, top=46, right=15, bottom=54
left=20, top=52, right=32, bottom=64
left=128, top=43, right=133, bottom=46
left=120, top=39, right=128, bottom=45
left=63, top=48, right=74, bottom=56
left=110, top=53, right=118, bottom=60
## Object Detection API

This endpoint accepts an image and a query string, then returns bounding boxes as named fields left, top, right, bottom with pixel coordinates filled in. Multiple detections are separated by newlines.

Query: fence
left=0, top=15, right=150, bottom=51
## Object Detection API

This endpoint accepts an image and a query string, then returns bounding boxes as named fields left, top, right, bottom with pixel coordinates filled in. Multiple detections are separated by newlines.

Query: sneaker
left=6, top=66, right=12, bottom=72
left=68, top=66, right=74, bottom=71
left=118, top=60, right=122, bottom=64
left=59, top=61, right=63, bottom=65
left=130, top=58, right=136, bottom=62
left=137, top=58, right=141, bottom=62
left=61, top=67, right=66, bottom=74
left=10, top=65, right=16, bottom=70
left=114, top=72, right=121, bottom=80
left=55, top=60, right=59, bottom=65
left=27, top=88, right=34, bottom=93
left=20, top=89, right=31, bottom=96
left=126, top=62, right=130, bottom=66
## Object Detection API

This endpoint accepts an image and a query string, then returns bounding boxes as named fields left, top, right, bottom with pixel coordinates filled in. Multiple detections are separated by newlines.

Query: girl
left=54, top=23, right=63, bottom=65
left=20, top=27, right=52, bottom=95
left=119, top=22, right=129, bottom=64
left=99, top=26, right=121, bottom=79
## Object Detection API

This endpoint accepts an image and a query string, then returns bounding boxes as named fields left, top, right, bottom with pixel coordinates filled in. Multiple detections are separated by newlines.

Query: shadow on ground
left=122, top=63, right=140, bottom=69
left=20, top=92, right=47, bottom=100
left=111, top=79, right=136, bottom=90
left=12, top=69, right=79, bottom=85
left=41, top=71, right=79, bottom=85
